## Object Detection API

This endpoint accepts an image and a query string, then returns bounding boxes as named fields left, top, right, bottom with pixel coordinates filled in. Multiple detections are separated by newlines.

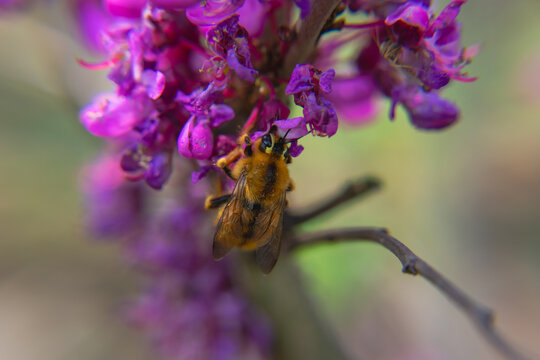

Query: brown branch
left=285, top=176, right=381, bottom=227
left=280, top=0, right=342, bottom=78
left=288, top=228, right=532, bottom=360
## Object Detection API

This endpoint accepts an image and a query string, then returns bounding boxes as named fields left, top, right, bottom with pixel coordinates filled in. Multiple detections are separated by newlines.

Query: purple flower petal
left=293, top=0, right=311, bottom=19
left=274, top=117, right=309, bottom=139
left=120, top=145, right=145, bottom=174
left=400, top=90, right=459, bottom=129
left=191, top=165, right=215, bottom=183
left=418, top=67, right=450, bottom=90
left=303, top=93, right=338, bottom=137
left=318, top=69, right=335, bottom=94
left=81, top=154, right=142, bottom=238
left=104, top=0, right=145, bottom=18
left=186, top=0, right=245, bottom=27
left=385, top=3, right=430, bottom=48
left=80, top=93, right=143, bottom=137
left=73, top=0, right=113, bottom=54
left=430, top=0, right=466, bottom=33
left=258, top=99, right=290, bottom=132
left=129, top=30, right=144, bottom=83
left=142, top=70, right=166, bottom=100
left=285, top=64, right=314, bottom=95
left=145, top=151, right=172, bottom=189
left=210, top=104, right=235, bottom=127
left=326, top=75, right=377, bottom=125
left=385, top=3, right=430, bottom=31
left=178, top=116, right=195, bottom=158
left=178, top=117, right=214, bottom=160
left=226, top=48, right=258, bottom=82
left=191, top=121, right=214, bottom=159
left=152, top=0, right=199, bottom=9
left=213, top=134, right=237, bottom=158
left=288, top=141, right=304, bottom=157
left=237, top=0, right=269, bottom=37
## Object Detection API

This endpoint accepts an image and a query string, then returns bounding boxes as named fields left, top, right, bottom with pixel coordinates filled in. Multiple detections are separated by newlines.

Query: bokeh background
left=1, top=1, right=539, bottom=359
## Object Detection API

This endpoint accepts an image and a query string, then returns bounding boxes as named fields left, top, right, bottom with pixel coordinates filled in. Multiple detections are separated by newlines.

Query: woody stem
left=285, top=176, right=382, bottom=227
left=288, top=228, right=531, bottom=360
left=280, top=0, right=342, bottom=78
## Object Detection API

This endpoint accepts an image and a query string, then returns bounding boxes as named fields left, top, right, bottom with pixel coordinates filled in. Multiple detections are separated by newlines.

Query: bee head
left=259, top=133, right=288, bottom=158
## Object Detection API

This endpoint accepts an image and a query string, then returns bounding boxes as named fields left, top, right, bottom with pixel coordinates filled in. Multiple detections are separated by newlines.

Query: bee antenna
left=285, top=129, right=312, bottom=144
left=283, top=129, right=291, bottom=140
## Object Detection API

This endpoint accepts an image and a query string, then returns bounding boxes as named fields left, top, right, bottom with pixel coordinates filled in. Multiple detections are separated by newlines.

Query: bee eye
left=261, top=134, right=273, bottom=149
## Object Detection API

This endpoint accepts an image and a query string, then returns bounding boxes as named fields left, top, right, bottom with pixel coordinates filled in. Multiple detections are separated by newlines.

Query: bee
left=205, top=127, right=294, bottom=273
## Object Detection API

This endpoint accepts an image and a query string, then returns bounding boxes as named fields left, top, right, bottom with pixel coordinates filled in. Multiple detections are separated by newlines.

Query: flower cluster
left=82, top=155, right=271, bottom=359
left=74, top=0, right=475, bottom=358
left=344, top=0, right=477, bottom=128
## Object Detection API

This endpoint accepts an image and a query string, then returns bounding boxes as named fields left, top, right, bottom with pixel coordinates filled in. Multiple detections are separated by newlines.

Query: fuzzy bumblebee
left=206, top=129, right=295, bottom=273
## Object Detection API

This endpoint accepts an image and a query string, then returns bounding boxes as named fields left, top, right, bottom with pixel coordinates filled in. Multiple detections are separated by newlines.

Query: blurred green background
left=1, top=1, right=539, bottom=360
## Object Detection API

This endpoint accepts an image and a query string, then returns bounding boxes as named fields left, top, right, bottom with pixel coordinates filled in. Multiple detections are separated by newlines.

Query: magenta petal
left=259, top=99, right=290, bottom=131
left=190, top=122, right=214, bottom=159
left=237, top=0, right=268, bottom=37
left=186, top=0, right=244, bottom=26
left=318, top=69, right=335, bottom=93
left=226, top=48, right=258, bottom=82
left=327, top=75, right=377, bottom=123
left=80, top=93, right=141, bottom=137
left=430, top=0, right=466, bottom=32
left=338, top=99, right=378, bottom=125
left=142, top=70, right=166, bottom=100
left=274, top=116, right=303, bottom=129
left=210, top=104, right=235, bottom=127
left=80, top=154, right=140, bottom=238
left=73, top=0, right=112, bottom=53
left=152, top=0, right=199, bottom=9
left=104, top=0, right=145, bottom=18
left=145, top=151, right=172, bottom=190
left=191, top=165, right=215, bottom=183
left=385, top=3, right=430, bottom=30
left=274, top=117, right=309, bottom=139
left=293, top=0, right=310, bottom=19
left=385, top=3, right=430, bottom=47
left=178, top=117, right=195, bottom=158
left=288, top=141, right=304, bottom=157
left=303, top=94, right=338, bottom=137
left=401, top=91, right=459, bottom=129
left=285, top=64, right=314, bottom=95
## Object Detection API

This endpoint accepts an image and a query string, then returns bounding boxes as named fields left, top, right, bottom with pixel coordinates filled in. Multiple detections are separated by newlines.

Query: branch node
left=287, top=220, right=531, bottom=359
left=401, top=257, right=419, bottom=275
left=477, top=308, right=495, bottom=328
left=346, top=176, right=382, bottom=196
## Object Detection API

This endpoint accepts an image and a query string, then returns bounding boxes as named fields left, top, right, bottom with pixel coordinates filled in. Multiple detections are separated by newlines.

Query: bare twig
left=285, top=176, right=381, bottom=227
left=288, top=228, right=531, bottom=360
left=280, top=0, right=342, bottom=77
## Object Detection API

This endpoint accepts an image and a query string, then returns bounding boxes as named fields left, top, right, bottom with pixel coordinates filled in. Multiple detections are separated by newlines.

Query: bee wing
left=213, top=171, right=248, bottom=259
left=255, top=192, right=286, bottom=274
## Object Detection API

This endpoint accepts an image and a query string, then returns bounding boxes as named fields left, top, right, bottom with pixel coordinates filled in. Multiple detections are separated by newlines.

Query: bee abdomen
left=241, top=199, right=262, bottom=241
left=244, top=200, right=262, bottom=211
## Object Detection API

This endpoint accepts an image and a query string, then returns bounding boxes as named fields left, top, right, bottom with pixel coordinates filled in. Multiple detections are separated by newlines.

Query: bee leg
left=217, top=148, right=241, bottom=181
left=205, top=194, right=232, bottom=209
left=218, top=163, right=236, bottom=181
